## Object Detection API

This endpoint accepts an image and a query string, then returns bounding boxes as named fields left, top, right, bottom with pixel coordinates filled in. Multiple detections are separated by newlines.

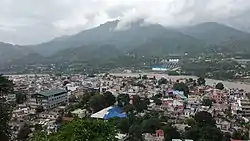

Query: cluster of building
left=4, top=73, right=250, bottom=141
left=5, top=74, right=84, bottom=140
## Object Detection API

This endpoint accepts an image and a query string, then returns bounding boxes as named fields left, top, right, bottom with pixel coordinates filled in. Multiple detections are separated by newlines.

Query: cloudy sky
left=0, top=0, right=250, bottom=45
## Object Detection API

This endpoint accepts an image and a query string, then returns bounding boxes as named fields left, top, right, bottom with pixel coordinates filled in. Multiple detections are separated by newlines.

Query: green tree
left=216, top=82, right=224, bottom=90
left=185, top=118, right=196, bottom=126
left=202, top=98, right=213, bottom=108
left=34, top=124, right=43, bottom=132
left=88, top=92, right=115, bottom=113
left=116, top=118, right=130, bottom=134
left=154, top=98, right=162, bottom=106
left=80, top=92, right=94, bottom=106
left=185, top=125, right=223, bottom=141
left=35, top=105, right=44, bottom=113
left=128, top=124, right=143, bottom=141
left=27, top=132, right=51, bottom=141
left=117, top=94, right=130, bottom=107
left=158, top=78, right=168, bottom=85
left=16, top=93, right=27, bottom=104
left=123, top=104, right=136, bottom=114
left=173, top=82, right=189, bottom=98
left=0, top=75, right=14, bottom=141
left=194, top=111, right=216, bottom=126
left=184, top=111, right=223, bottom=141
left=142, top=75, right=148, bottom=80
left=68, top=94, right=77, bottom=103
left=168, top=71, right=180, bottom=76
left=188, top=78, right=194, bottom=83
left=0, top=75, right=14, bottom=97
left=163, top=124, right=181, bottom=141
left=132, top=96, right=149, bottom=113
left=17, top=123, right=31, bottom=141
left=89, top=94, right=106, bottom=113
left=141, top=118, right=161, bottom=133
left=28, top=119, right=118, bottom=141
left=103, top=91, right=116, bottom=107
left=0, top=103, right=11, bottom=141
left=152, top=95, right=162, bottom=105
left=232, top=130, right=249, bottom=140
left=197, top=77, right=206, bottom=86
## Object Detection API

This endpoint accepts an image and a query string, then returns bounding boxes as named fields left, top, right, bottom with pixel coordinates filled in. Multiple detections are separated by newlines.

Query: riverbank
left=111, top=73, right=250, bottom=92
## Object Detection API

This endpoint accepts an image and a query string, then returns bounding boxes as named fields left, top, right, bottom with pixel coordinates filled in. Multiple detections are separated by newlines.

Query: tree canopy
left=0, top=75, right=14, bottom=96
left=103, top=91, right=116, bottom=107
left=163, top=124, right=181, bottom=141
left=173, top=82, right=189, bottom=97
left=158, top=78, right=168, bottom=85
left=0, top=75, right=14, bottom=141
left=117, top=94, right=130, bottom=107
left=197, top=77, right=206, bottom=86
left=184, top=111, right=224, bottom=141
left=89, top=92, right=116, bottom=113
left=202, top=98, right=213, bottom=108
left=28, top=119, right=118, bottom=141
left=132, top=96, right=149, bottom=113
left=0, top=103, right=11, bottom=141
left=215, top=82, right=224, bottom=90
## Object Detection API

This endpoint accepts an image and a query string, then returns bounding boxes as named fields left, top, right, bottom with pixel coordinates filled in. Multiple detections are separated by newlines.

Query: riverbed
left=111, top=73, right=250, bottom=92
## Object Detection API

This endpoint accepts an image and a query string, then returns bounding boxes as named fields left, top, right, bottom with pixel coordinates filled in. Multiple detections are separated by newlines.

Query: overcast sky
left=0, top=0, right=250, bottom=45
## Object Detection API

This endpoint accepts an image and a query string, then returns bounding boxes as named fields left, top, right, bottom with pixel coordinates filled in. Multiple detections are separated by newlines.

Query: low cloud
left=0, top=0, right=249, bottom=44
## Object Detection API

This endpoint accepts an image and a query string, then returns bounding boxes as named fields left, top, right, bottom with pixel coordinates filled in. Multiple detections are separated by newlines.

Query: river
left=111, top=73, right=250, bottom=92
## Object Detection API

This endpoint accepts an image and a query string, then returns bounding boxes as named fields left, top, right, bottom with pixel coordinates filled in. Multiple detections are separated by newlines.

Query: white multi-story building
left=29, top=89, right=68, bottom=110
left=232, top=98, right=250, bottom=117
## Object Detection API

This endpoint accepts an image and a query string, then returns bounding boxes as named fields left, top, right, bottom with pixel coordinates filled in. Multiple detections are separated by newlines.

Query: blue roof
left=169, top=90, right=187, bottom=100
left=103, top=106, right=127, bottom=119
left=91, top=106, right=127, bottom=119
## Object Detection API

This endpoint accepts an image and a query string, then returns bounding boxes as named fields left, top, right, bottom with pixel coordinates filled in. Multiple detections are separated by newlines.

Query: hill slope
left=49, top=44, right=123, bottom=63
left=0, top=42, right=32, bottom=65
left=180, top=22, right=250, bottom=44
left=130, top=36, right=204, bottom=57
left=28, top=20, right=203, bottom=56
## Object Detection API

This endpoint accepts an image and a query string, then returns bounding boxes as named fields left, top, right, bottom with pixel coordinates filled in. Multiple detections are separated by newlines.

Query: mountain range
left=1, top=20, right=250, bottom=66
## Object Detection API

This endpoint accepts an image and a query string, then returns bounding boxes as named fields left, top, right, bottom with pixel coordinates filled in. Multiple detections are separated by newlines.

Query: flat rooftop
left=39, top=89, right=67, bottom=97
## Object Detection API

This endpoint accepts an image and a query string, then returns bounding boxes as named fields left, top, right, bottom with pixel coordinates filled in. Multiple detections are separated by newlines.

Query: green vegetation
left=158, top=77, right=168, bottom=85
left=216, top=82, right=225, bottom=90
left=0, top=75, right=14, bottom=96
left=0, top=75, right=14, bottom=141
left=185, top=111, right=227, bottom=141
left=197, top=77, right=206, bottom=86
left=202, top=98, right=213, bottom=108
left=89, top=92, right=116, bottom=113
left=28, top=119, right=118, bottom=141
left=182, top=57, right=247, bottom=80
left=173, top=82, right=189, bottom=97
left=117, top=94, right=130, bottom=107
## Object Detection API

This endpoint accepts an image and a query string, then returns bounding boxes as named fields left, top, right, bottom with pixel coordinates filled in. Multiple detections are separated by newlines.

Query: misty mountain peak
left=180, top=22, right=250, bottom=43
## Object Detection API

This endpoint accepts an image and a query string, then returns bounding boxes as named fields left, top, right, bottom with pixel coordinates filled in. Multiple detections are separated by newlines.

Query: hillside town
left=1, top=73, right=250, bottom=141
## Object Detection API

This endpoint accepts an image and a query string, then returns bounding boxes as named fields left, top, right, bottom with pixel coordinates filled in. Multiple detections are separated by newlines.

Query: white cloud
left=0, top=0, right=249, bottom=44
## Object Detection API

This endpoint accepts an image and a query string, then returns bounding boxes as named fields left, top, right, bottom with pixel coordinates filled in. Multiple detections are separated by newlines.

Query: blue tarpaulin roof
left=91, top=106, right=127, bottom=119
left=169, top=90, right=187, bottom=100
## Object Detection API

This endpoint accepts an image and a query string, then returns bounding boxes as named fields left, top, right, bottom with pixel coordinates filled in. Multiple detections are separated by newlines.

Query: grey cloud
left=0, top=0, right=250, bottom=45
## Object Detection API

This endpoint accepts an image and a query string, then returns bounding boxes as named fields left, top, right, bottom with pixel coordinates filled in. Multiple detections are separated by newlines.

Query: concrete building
left=30, top=89, right=68, bottom=110
left=236, top=98, right=250, bottom=117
